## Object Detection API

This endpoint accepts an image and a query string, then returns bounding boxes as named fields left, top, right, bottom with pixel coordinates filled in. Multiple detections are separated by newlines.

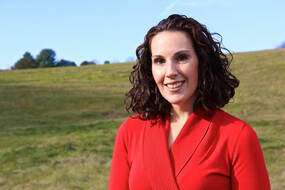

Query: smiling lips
left=164, top=81, right=185, bottom=90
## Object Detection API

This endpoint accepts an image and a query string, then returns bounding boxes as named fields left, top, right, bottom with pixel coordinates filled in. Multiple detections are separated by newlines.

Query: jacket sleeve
left=230, top=124, right=271, bottom=190
left=108, top=121, right=130, bottom=190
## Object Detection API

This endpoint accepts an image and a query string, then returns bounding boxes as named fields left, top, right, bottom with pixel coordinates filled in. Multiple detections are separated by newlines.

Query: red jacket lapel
left=143, top=118, right=179, bottom=190
left=170, top=109, right=213, bottom=177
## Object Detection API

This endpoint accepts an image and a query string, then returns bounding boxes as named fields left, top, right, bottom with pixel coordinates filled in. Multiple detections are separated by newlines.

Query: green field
left=0, top=49, right=285, bottom=189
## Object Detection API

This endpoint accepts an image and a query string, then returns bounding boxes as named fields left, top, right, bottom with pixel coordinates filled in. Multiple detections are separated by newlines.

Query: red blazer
left=108, top=109, right=270, bottom=190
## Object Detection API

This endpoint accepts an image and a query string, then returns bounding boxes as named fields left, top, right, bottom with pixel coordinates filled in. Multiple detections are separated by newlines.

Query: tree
left=125, top=56, right=136, bottom=62
left=104, top=60, right=110, bottom=64
left=277, top=41, right=285, bottom=48
left=14, top=52, right=37, bottom=69
left=56, top=59, right=76, bottom=67
left=36, top=48, right=56, bottom=68
left=80, top=60, right=96, bottom=66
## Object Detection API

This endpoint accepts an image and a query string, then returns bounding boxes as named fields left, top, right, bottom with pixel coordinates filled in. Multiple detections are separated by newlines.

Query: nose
left=165, top=60, right=178, bottom=78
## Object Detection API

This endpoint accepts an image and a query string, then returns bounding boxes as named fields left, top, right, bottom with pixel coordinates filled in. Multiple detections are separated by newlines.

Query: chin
left=163, top=94, right=196, bottom=108
left=166, top=98, right=188, bottom=106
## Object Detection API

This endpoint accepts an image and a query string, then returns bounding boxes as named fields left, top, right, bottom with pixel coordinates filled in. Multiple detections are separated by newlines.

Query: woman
left=108, top=14, right=270, bottom=190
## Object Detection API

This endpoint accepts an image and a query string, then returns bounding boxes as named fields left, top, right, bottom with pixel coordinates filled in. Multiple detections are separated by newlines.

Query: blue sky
left=0, top=0, right=284, bottom=69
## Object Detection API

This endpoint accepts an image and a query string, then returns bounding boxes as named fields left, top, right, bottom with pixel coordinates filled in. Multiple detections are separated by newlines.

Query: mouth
left=164, top=81, right=185, bottom=89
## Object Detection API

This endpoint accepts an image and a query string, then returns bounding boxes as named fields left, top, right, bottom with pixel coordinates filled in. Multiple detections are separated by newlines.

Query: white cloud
left=206, top=0, right=232, bottom=6
left=181, top=2, right=199, bottom=6
left=159, top=0, right=180, bottom=19
left=159, top=0, right=232, bottom=19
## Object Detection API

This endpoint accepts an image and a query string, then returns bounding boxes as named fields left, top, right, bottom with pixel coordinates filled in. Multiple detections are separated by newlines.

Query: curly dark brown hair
left=125, top=14, right=239, bottom=120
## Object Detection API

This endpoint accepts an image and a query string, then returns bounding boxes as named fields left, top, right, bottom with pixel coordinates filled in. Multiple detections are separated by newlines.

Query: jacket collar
left=143, top=109, right=213, bottom=188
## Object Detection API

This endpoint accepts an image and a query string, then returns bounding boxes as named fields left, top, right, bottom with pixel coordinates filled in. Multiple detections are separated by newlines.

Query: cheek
left=151, top=67, right=163, bottom=84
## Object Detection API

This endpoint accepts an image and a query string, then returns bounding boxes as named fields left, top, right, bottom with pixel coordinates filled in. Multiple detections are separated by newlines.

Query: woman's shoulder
left=212, top=109, right=249, bottom=128
left=116, top=115, right=148, bottom=137
left=212, top=109, right=259, bottom=144
left=211, top=109, right=258, bottom=139
left=121, top=114, right=147, bottom=128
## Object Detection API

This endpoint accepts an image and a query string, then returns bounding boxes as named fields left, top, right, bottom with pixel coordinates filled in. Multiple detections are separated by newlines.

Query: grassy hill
left=0, top=49, right=285, bottom=189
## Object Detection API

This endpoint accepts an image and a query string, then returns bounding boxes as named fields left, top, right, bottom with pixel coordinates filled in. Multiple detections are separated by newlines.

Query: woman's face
left=151, top=31, right=199, bottom=109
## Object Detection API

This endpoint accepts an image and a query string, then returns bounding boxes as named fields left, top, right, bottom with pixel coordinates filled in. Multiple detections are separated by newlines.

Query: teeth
left=167, top=82, right=183, bottom=89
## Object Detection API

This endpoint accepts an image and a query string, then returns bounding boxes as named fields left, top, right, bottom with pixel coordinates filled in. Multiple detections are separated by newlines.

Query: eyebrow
left=151, top=49, right=192, bottom=58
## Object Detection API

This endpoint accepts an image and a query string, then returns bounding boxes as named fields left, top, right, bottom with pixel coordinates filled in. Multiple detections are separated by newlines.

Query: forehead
left=150, top=31, right=194, bottom=55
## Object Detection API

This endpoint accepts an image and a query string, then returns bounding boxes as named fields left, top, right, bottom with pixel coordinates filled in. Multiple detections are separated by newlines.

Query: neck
left=170, top=103, right=194, bottom=122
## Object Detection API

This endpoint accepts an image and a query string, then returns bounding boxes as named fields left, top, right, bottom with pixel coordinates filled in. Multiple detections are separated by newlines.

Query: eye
left=177, top=54, right=188, bottom=62
left=153, top=57, right=165, bottom=65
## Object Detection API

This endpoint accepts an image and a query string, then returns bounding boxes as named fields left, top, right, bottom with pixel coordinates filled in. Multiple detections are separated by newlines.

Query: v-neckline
left=143, top=108, right=213, bottom=188
left=167, top=111, right=195, bottom=152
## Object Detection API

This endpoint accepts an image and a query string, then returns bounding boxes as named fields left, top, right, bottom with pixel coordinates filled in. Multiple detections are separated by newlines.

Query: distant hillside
left=0, top=49, right=284, bottom=189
